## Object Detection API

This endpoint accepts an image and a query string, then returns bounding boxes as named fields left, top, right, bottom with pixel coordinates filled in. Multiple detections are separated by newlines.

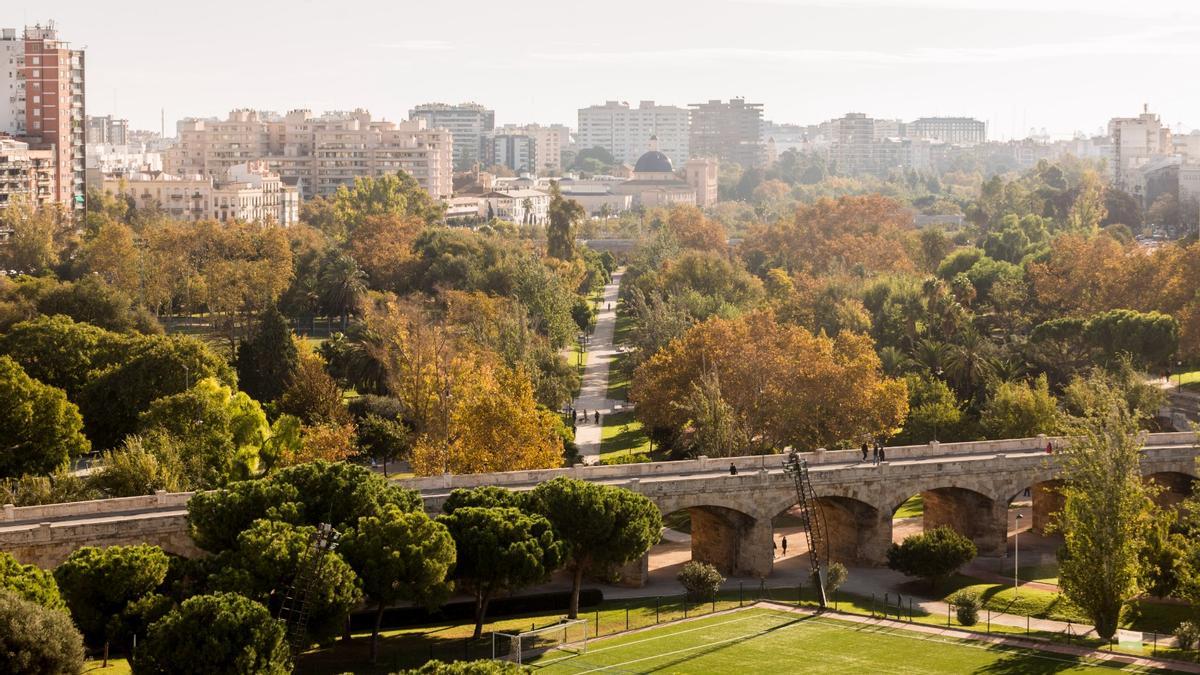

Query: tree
left=318, top=251, right=368, bottom=329
left=53, top=544, right=170, bottom=645
left=631, top=311, right=908, bottom=452
left=78, top=334, right=235, bottom=450
left=186, top=460, right=421, bottom=553
left=207, top=519, right=361, bottom=646
left=0, top=551, right=65, bottom=610
left=410, top=364, right=563, bottom=476
left=235, top=306, right=299, bottom=404
left=339, top=505, right=456, bottom=662
left=979, top=375, right=1060, bottom=440
left=547, top=182, right=583, bottom=260
left=37, top=275, right=159, bottom=334
left=138, top=378, right=270, bottom=487
left=1054, top=406, right=1154, bottom=641
left=527, top=478, right=661, bottom=618
left=677, top=369, right=747, bottom=458
left=88, top=433, right=188, bottom=497
left=0, top=200, right=71, bottom=275
left=348, top=214, right=423, bottom=292
left=437, top=507, right=562, bottom=638
left=0, top=356, right=90, bottom=478
left=0, top=589, right=84, bottom=675
left=355, top=413, right=411, bottom=476
left=896, top=374, right=963, bottom=444
left=665, top=206, right=728, bottom=253
left=132, top=592, right=290, bottom=675
left=886, top=526, right=977, bottom=589
left=0, top=315, right=131, bottom=397
left=331, top=171, right=444, bottom=236
left=78, top=219, right=141, bottom=299
left=1066, top=170, right=1108, bottom=233
left=441, top=486, right=526, bottom=514
left=277, top=351, right=351, bottom=426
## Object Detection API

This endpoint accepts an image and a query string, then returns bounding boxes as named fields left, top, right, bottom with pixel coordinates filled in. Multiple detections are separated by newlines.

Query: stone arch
left=657, top=503, right=766, bottom=577
left=894, top=485, right=1006, bottom=556
left=811, top=496, right=889, bottom=565
left=1146, top=472, right=1196, bottom=510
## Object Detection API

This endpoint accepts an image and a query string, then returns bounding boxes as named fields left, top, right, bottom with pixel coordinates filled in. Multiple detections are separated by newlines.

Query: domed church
left=612, top=136, right=706, bottom=208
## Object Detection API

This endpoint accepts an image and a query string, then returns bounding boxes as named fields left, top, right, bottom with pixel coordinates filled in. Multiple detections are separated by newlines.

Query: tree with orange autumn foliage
left=664, top=206, right=728, bottom=253
left=630, top=310, right=908, bottom=452
left=740, top=195, right=917, bottom=277
left=348, top=214, right=423, bottom=292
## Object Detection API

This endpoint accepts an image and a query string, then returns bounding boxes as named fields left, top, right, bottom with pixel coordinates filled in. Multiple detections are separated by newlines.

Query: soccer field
left=529, top=608, right=1165, bottom=674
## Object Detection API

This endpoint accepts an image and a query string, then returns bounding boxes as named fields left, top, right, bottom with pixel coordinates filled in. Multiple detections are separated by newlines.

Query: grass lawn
left=529, top=608, right=1132, bottom=674
left=82, top=659, right=131, bottom=674
left=893, top=494, right=923, bottom=519
left=600, top=410, right=651, bottom=460
left=606, top=313, right=636, bottom=401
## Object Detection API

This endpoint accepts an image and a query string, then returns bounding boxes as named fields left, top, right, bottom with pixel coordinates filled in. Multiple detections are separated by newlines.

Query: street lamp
left=1014, top=512, right=1024, bottom=597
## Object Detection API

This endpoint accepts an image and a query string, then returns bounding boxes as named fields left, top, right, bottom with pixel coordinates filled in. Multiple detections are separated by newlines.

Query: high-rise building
left=0, top=23, right=85, bottom=213
left=1109, top=105, right=1171, bottom=196
left=828, top=112, right=877, bottom=175
left=493, top=123, right=569, bottom=173
left=487, top=133, right=537, bottom=174
left=408, top=102, right=494, bottom=170
left=86, top=115, right=129, bottom=145
left=688, top=98, right=764, bottom=168
left=906, top=117, right=986, bottom=145
left=577, top=101, right=690, bottom=167
left=165, top=109, right=453, bottom=201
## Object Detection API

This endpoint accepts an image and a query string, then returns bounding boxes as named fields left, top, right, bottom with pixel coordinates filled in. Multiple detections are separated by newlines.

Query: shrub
left=1177, top=620, right=1200, bottom=651
left=677, top=561, right=724, bottom=601
left=950, top=589, right=981, bottom=626
left=0, top=551, right=65, bottom=610
left=815, top=561, right=848, bottom=595
left=599, top=453, right=651, bottom=465
left=886, top=526, right=977, bottom=588
left=0, top=589, right=85, bottom=675
left=400, top=660, right=525, bottom=674
left=132, top=592, right=290, bottom=674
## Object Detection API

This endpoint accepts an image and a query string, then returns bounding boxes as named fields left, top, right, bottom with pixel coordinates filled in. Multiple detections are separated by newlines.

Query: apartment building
left=487, top=133, right=536, bottom=174
left=103, top=161, right=299, bottom=226
left=493, top=123, right=568, bottom=173
left=907, top=117, right=986, bottom=145
left=86, top=115, right=128, bottom=145
left=478, top=188, right=550, bottom=224
left=408, top=102, right=494, bottom=170
left=0, top=137, right=55, bottom=208
left=577, top=101, right=690, bottom=167
left=0, top=23, right=85, bottom=213
left=165, top=109, right=453, bottom=200
left=1109, top=105, right=1171, bottom=196
left=688, top=99, right=764, bottom=169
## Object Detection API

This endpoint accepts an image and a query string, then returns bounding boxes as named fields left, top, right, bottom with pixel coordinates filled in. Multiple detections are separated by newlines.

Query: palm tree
left=944, top=330, right=996, bottom=400
left=911, top=338, right=952, bottom=374
left=878, top=345, right=914, bottom=377
left=319, top=252, right=368, bottom=330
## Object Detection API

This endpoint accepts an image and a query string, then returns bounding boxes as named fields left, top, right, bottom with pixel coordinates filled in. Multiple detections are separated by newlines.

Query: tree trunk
left=342, top=615, right=352, bottom=643
left=569, top=566, right=585, bottom=619
left=472, top=591, right=491, bottom=639
left=370, top=601, right=385, bottom=663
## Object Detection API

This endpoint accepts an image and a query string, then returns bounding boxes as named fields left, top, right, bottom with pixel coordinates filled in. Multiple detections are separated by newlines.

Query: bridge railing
left=395, top=431, right=1196, bottom=493
left=0, top=490, right=194, bottom=524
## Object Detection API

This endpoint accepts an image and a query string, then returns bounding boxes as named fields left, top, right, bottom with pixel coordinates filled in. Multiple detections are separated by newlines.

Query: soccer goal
left=492, top=618, right=589, bottom=664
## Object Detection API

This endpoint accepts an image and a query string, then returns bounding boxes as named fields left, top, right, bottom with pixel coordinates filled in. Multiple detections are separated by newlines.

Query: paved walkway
left=571, top=269, right=625, bottom=464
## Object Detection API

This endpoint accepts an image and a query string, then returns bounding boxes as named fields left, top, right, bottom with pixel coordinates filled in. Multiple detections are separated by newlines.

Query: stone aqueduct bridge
left=1, top=434, right=1197, bottom=578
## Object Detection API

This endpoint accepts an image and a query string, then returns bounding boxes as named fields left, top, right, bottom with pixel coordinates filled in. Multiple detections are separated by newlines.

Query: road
left=570, top=268, right=624, bottom=464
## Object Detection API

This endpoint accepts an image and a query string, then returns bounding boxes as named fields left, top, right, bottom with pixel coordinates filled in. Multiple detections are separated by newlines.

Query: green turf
left=894, top=494, right=924, bottom=519
left=529, top=608, right=1134, bottom=673
left=600, top=410, right=651, bottom=460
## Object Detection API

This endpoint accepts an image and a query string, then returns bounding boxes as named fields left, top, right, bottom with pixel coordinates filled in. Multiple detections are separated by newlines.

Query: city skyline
left=12, top=0, right=1200, bottom=139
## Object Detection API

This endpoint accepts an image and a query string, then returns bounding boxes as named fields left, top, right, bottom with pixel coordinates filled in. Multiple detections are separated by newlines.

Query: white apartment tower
left=1109, top=105, right=1171, bottom=196
left=577, top=101, right=690, bottom=167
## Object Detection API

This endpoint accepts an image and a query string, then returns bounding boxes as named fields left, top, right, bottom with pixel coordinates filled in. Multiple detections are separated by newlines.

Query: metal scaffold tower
left=783, top=450, right=830, bottom=608
left=277, top=522, right=340, bottom=655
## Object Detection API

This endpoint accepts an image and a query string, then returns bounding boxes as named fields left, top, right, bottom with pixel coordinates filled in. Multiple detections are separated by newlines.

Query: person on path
left=878, top=447, right=886, bottom=463
left=729, top=463, right=738, bottom=476
left=582, top=409, right=588, bottom=423
left=594, top=410, right=600, bottom=424
left=861, top=441, right=869, bottom=462
left=872, top=445, right=879, bottom=465
left=1045, top=441, right=1053, bottom=454
left=781, top=536, right=788, bottom=556
left=773, top=539, right=778, bottom=557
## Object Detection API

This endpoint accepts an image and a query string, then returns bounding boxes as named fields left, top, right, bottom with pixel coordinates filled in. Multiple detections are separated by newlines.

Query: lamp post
left=1014, top=512, right=1024, bottom=597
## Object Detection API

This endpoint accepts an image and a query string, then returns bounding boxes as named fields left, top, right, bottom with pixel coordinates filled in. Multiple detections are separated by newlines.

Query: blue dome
left=634, top=150, right=673, bottom=173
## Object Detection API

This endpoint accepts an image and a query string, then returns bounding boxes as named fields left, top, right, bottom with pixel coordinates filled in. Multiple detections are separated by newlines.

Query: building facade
left=492, top=123, right=568, bottom=173
left=906, top=117, right=986, bottom=145
left=478, top=188, right=550, bottom=224
left=408, top=102, right=494, bottom=170
left=165, top=109, right=453, bottom=201
left=0, top=137, right=55, bottom=208
left=487, top=133, right=537, bottom=174
left=1109, top=105, right=1171, bottom=196
left=0, top=23, right=85, bottom=213
left=86, top=115, right=128, bottom=145
left=688, top=98, right=764, bottom=169
left=577, top=101, right=690, bottom=167
left=102, top=161, right=299, bottom=226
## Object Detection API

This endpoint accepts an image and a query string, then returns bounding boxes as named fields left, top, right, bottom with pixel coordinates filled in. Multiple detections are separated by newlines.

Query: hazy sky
left=12, top=0, right=1200, bottom=139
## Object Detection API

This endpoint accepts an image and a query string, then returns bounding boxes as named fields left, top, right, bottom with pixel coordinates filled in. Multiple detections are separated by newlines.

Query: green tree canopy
left=980, top=375, right=1060, bottom=439
left=235, top=306, right=299, bottom=404
left=441, top=486, right=526, bottom=514
left=437, top=506, right=562, bottom=638
left=0, top=551, right=65, bottom=610
left=53, top=544, right=170, bottom=645
left=527, top=478, right=662, bottom=618
left=886, top=526, right=977, bottom=589
left=0, top=589, right=84, bottom=675
left=0, top=356, right=90, bottom=478
left=547, top=182, right=583, bottom=260
left=339, top=505, right=456, bottom=662
left=207, top=519, right=361, bottom=646
left=138, top=378, right=270, bottom=487
left=0, top=315, right=131, bottom=397
left=132, top=592, right=290, bottom=675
